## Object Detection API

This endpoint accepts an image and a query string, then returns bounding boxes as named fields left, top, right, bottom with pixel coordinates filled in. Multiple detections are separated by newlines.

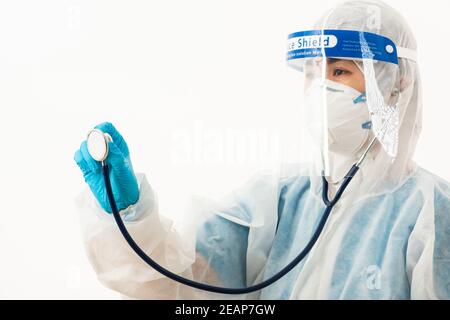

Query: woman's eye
left=333, top=68, right=349, bottom=77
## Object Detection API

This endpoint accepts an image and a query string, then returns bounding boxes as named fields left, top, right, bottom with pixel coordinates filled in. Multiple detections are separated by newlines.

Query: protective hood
left=287, top=0, right=422, bottom=200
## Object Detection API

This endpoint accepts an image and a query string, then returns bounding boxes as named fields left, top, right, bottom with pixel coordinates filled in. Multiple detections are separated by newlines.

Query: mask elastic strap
left=354, top=61, right=364, bottom=75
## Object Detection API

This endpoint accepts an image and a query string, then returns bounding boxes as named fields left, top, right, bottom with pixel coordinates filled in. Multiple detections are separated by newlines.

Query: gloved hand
left=74, top=122, right=139, bottom=213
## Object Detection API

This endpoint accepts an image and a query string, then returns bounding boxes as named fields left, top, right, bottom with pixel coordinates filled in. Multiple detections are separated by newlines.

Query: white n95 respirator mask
left=304, top=79, right=372, bottom=156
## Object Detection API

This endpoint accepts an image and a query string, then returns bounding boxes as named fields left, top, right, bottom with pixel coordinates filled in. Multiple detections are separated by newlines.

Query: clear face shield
left=287, top=30, right=417, bottom=180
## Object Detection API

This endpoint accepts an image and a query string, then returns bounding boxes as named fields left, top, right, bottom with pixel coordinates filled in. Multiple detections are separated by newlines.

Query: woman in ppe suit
left=74, top=0, right=450, bottom=299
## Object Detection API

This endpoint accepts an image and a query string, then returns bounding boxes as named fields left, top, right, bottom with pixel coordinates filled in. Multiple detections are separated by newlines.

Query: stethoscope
left=86, top=128, right=377, bottom=295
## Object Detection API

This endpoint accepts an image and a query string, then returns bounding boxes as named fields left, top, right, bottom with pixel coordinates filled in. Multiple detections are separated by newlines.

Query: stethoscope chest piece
left=87, top=129, right=112, bottom=162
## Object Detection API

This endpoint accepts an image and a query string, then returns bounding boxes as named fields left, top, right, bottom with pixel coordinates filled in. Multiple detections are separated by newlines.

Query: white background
left=0, top=0, right=448, bottom=299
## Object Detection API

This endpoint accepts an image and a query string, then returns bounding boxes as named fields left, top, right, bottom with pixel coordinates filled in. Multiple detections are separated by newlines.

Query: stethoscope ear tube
left=101, top=162, right=358, bottom=295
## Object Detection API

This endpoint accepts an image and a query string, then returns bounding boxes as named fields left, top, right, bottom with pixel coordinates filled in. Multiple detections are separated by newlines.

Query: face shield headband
left=287, top=29, right=417, bottom=68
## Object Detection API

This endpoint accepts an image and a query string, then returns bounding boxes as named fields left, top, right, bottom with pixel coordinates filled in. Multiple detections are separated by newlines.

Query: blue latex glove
left=74, top=122, right=139, bottom=213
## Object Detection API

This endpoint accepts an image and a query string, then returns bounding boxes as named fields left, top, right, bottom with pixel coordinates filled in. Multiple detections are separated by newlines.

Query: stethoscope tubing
left=102, top=163, right=359, bottom=294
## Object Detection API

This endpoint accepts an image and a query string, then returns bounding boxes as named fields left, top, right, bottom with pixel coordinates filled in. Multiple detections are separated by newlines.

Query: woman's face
left=305, top=58, right=366, bottom=93
left=326, top=58, right=366, bottom=93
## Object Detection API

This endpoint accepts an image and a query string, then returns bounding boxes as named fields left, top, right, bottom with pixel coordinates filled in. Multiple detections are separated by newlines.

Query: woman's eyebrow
left=327, top=58, right=343, bottom=65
